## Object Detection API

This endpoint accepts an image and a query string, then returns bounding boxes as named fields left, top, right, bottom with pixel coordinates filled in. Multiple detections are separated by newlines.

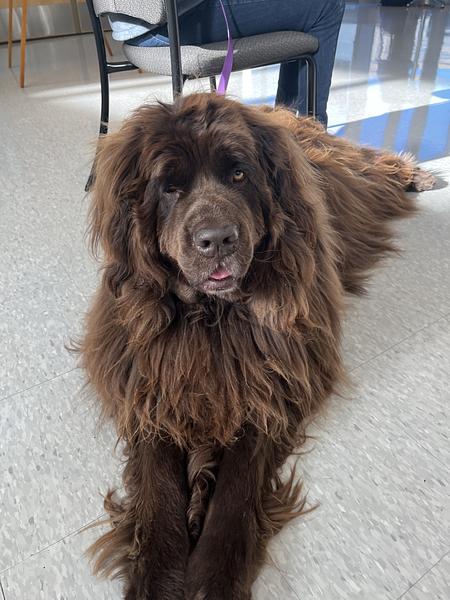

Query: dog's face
left=92, top=93, right=324, bottom=326
left=152, top=103, right=268, bottom=298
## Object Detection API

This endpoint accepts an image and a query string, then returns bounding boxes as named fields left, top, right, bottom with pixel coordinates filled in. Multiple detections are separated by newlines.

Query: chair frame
left=85, top=0, right=317, bottom=190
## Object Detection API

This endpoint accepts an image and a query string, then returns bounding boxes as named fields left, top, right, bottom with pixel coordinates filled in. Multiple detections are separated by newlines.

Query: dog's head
left=91, top=93, right=332, bottom=329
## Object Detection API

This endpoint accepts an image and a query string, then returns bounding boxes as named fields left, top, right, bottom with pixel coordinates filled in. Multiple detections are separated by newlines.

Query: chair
left=85, top=0, right=319, bottom=190
left=7, top=0, right=113, bottom=89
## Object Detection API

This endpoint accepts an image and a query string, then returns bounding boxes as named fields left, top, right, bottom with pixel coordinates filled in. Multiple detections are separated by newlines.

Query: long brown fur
left=78, top=93, right=433, bottom=599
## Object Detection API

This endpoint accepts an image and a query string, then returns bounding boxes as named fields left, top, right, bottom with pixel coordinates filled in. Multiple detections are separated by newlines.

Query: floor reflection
left=330, top=4, right=450, bottom=160
left=335, top=4, right=450, bottom=87
left=332, top=95, right=450, bottom=161
left=244, top=4, right=450, bottom=161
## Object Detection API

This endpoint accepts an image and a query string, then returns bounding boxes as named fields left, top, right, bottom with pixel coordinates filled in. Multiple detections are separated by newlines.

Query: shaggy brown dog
left=79, top=93, right=434, bottom=599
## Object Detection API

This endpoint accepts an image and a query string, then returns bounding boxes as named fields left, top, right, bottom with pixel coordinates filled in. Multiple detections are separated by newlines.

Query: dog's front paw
left=185, top=552, right=251, bottom=600
left=409, top=167, right=436, bottom=192
left=186, top=583, right=251, bottom=600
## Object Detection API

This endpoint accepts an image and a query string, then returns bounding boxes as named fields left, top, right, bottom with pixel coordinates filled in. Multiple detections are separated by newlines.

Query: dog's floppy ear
left=243, top=108, right=341, bottom=332
left=89, top=105, right=168, bottom=296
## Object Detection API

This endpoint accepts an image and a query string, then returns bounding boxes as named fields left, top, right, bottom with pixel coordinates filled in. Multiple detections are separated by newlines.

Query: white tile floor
left=0, top=3, right=449, bottom=599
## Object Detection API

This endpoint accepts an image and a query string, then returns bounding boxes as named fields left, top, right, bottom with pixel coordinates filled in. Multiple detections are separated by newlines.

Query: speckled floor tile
left=0, top=370, right=120, bottom=572
left=0, top=190, right=92, bottom=399
left=0, top=522, right=123, bottom=600
left=0, top=278, right=86, bottom=401
left=0, top=189, right=71, bottom=306
left=0, top=523, right=302, bottom=600
left=384, top=197, right=450, bottom=319
left=342, top=268, right=438, bottom=370
left=252, top=565, right=301, bottom=600
left=342, top=177, right=450, bottom=370
left=269, top=426, right=449, bottom=600
left=268, top=319, right=450, bottom=600
left=400, top=553, right=450, bottom=600
left=347, top=318, right=450, bottom=467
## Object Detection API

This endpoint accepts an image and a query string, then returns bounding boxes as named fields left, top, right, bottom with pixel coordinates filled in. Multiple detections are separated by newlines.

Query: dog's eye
left=232, top=169, right=246, bottom=183
left=166, top=185, right=179, bottom=194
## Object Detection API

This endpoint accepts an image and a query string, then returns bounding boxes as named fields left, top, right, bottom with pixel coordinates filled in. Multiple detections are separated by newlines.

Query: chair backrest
left=92, top=0, right=167, bottom=26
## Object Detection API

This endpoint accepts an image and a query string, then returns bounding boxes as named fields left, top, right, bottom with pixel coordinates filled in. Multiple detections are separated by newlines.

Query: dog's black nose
left=194, top=225, right=239, bottom=258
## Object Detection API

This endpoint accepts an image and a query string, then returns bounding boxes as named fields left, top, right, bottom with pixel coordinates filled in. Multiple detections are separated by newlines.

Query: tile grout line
left=0, top=513, right=106, bottom=577
left=0, top=578, right=6, bottom=600
left=394, top=548, right=450, bottom=600
left=265, top=545, right=303, bottom=600
left=401, top=427, right=449, bottom=471
left=348, top=313, right=448, bottom=375
left=0, top=367, right=78, bottom=406
left=56, top=250, right=92, bottom=304
left=348, top=312, right=450, bottom=474
left=281, top=570, right=302, bottom=600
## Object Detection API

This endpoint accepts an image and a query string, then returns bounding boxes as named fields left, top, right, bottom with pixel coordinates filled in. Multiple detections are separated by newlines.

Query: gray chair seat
left=123, top=31, right=319, bottom=79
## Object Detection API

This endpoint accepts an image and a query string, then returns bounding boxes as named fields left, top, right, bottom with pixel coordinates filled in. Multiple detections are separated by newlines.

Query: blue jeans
left=126, top=0, right=345, bottom=125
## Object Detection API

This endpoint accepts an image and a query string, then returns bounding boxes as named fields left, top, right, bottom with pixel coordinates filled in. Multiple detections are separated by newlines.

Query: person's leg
left=179, top=0, right=345, bottom=125
left=290, top=0, right=345, bottom=125
left=126, top=32, right=170, bottom=47
left=108, top=14, right=152, bottom=42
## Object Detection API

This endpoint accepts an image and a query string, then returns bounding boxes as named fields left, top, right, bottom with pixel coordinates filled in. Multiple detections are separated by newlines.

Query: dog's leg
left=185, top=429, right=261, bottom=600
left=407, top=165, right=437, bottom=192
left=123, top=438, right=190, bottom=600
left=286, top=114, right=436, bottom=194
left=184, top=429, right=305, bottom=600
left=88, top=437, right=190, bottom=600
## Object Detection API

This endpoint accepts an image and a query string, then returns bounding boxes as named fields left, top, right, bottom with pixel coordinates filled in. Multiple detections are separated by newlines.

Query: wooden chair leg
left=20, top=0, right=27, bottom=88
left=8, top=0, right=13, bottom=68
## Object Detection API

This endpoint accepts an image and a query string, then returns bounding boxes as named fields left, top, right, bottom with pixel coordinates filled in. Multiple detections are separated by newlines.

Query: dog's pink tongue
left=209, top=267, right=232, bottom=281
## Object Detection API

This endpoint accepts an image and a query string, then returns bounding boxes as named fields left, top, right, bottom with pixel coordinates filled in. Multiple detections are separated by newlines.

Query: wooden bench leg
left=20, top=0, right=27, bottom=88
left=8, top=0, right=13, bottom=68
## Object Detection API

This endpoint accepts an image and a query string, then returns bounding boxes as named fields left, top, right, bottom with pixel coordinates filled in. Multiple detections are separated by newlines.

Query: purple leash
left=216, top=0, right=234, bottom=95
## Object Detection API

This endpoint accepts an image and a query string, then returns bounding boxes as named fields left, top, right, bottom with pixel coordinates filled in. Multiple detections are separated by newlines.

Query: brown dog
left=78, top=93, right=434, bottom=599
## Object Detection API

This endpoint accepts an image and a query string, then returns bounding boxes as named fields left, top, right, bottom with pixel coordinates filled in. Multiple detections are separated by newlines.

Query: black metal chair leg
left=166, top=0, right=183, bottom=98
left=85, top=75, right=109, bottom=192
left=85, top=166, right=95, bottom=193
left=85, top=5, right=110, bottom=192
left=304, top=55, right=317, bottom=118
